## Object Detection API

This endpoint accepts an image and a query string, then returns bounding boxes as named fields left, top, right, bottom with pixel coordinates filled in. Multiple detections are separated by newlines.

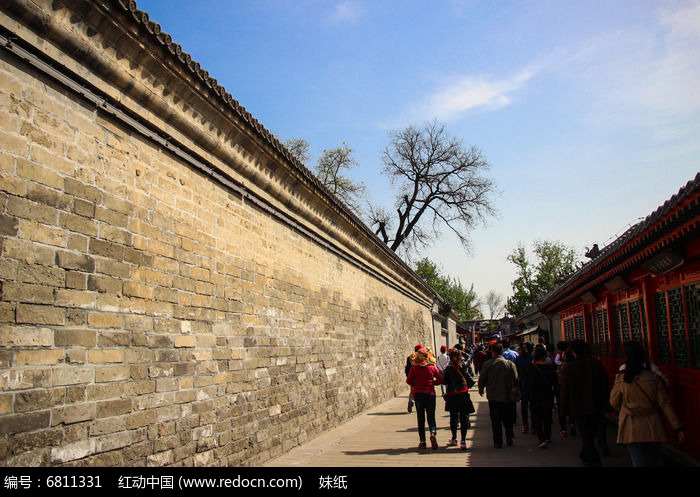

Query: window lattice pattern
left=669, top=287, right=689, bottom=367
left=685, top=283, right=700, bottom=369
left=575, top=314, right=585, bottom=340
left=613, top=306, right=624, bottom=358
left=654, top=291, right=672, bottom=366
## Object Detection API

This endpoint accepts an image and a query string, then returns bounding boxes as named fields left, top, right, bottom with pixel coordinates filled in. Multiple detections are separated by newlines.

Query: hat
left=440, top=345, right=447, bottom=352
left=489, top=340, right=497, bottom=346
left=414, top=344, right=422, bottom=351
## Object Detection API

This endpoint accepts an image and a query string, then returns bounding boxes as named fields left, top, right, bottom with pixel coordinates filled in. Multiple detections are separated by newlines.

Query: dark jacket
left=560, top=356, right=610, bottom=417
left=527, top=362, right=558, bottom=408
left=443, top=363, right=474, bottom=394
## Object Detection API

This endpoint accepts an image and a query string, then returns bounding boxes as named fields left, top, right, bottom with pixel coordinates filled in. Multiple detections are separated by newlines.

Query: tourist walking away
left=478, top=342, right=519, bottom=448
left=515, top=342, right=534, bottom=434
left=528, top=347, right=558, bottom=448
left=502, top=339, right=519, bottom=362
left=555, top=343, right=575, bottom=437
left=442, top=348, right=476, bottom=450
left=405, top=344, right=422, bottom=413
left=609, top=340, right=686, bottom=467
left=406, top=347, right=444, bottom=449
left=473, top=344, right=488, bottom=375
left=437, top=345, right=450, bottom=394
left=559, top=339, right=610, bottom=466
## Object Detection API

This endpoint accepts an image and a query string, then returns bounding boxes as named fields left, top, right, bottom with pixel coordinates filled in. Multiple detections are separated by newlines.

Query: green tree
left=314, top=143, right=366, bottom=213
left=506, top=240, right=579, bottom=318
left=283, top=138, right=366, bottom=213
left=415, top=258, right=482, bottom=322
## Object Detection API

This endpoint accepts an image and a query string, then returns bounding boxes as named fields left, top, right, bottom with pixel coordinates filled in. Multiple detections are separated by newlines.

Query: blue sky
left=136, top=0, right=699, bottom=314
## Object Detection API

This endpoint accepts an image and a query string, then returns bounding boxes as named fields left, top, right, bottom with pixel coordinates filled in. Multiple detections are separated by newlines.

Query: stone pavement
left=264, top=386, right=632, bottom=468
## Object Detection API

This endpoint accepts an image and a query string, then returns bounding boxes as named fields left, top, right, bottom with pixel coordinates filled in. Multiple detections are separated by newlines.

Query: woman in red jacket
left=406, top=347, right=444, bottom=449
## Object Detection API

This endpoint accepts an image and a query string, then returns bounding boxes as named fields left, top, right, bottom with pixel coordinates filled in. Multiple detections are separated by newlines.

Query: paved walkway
left=264, top=386, right=632, bottom=468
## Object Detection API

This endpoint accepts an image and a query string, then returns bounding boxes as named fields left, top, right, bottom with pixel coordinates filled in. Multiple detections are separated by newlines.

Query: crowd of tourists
left=404, top=337, right=686, bottom=467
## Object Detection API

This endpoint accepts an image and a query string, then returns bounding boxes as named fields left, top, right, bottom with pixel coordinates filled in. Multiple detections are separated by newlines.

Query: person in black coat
left=559, top=339, right=610, bottom=466
left=527, top=347, right=558, bottom=448
left=442, top=349, right=475, bottom=450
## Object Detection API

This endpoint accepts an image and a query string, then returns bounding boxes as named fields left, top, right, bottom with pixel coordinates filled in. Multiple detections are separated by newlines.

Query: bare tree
left=369, top=120, right=496, bottom=256
left=484, top=290, right=505, bottom=320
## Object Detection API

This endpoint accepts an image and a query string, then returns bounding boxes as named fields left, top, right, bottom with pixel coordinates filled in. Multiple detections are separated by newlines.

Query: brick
left=16, top=349, right=63, bottom=366
left=3, top=239, right=55, bottom=266
left=55, top=251, right=95, bottom=272
left=0, top=393, right=11, bottom=415
left=59, top=212, right=98, bottom=237
left=18, top=262, right=66, bottom=287
left=0, top=325, right=53, bottom=347
left=101, top=226, right=132, bottom=245
left=0, top=130, right=29, bottom=157
left=87, top=274, right=122, bottom=294
left=87, top=313, right=122, bottom=329
left=27, top=182, right=72, bottom=210
left=50, top=439, right=96, bottom=464
left=6, top=196, right=57, bottom=224
left=64, top=178, right=102, bottom=203
left=2, top=282, right=54, bottom=304
left=88, top=349, right=124, bottom=363
left=96, top=398, right=132, bottom=418
left=52, top=403, right=96, bottom=425
left=54, top=328, right=96, bottom=347
left=0, top=213, right=18, bottom=236
left=16, top=304, right=65, bottom=325
left=87, top=383, right=123, bottom=401
left=96, top=260, right=130, bottom=279
left=17, top=158, right=63, bottom=189
left=89, top=238, right=124, bottom=260
left=174, top=335, right=195, bottom=348
left=73, top=199, right=95, bottom=217
left=95, top=206, right=128, bottom=227
left=65, top=271, right=87, bottom=290
left=54, top=289, right=96, bottom=309
left=95, top=365, right=130, bottom=383
left=0, top=411, right=50, bottom=434
left=52, top=366, right=94, bottom=386
left=126, top=409, right=156, bottom=430
left=123, top=282, right=153, bottom=299
left=14, top=389, right=65, bottom=412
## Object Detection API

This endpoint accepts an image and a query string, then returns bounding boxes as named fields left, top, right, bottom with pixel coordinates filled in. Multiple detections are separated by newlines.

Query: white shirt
left=437, top=352, right=450, bottom=373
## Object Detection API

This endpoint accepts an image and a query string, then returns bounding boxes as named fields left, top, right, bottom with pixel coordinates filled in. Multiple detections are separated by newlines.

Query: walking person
left=609, top=341, right=685, bottom=467
left=443, top=348, right=475, bottom=450
left=406, top=347, right=444, bottom=449
left=559, top=339, right=610, bottom=466
left=515, top=342, right=534, bottom=434
left=555, top=344, right=576, bottom=437
left=528, top=346, right=558, bottom=448
left=436, top=345, right=450, bottom=394
left=405, top=344, right=422, bottom=413
left=478, top=342, right=519, bottom=448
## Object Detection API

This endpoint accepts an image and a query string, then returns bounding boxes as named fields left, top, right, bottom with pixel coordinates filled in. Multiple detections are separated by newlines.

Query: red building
left=538, top=172, right=700, bottom=463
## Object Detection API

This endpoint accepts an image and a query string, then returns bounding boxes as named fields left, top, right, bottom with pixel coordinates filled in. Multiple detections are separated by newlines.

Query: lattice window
left=685, top=283, right=700, bottom=369
left=629, top=300, right=643, bottom=344
left=655, top=291, right=672, bottom=366
left=591, top=308, right=610, bottom=357
left=669, top=287, right=689, bottom=367
left=613, top=305, right=624, bottom=358
left=574, top=314, right=585, bottom=340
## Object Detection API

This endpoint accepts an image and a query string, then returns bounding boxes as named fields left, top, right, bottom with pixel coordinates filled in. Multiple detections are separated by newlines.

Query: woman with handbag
left=609, top=340, right=685, bottom=467
left=442, top=349, right=476, bottom=450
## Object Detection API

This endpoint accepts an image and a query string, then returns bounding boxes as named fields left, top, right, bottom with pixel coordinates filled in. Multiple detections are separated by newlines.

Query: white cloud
left=386, top=65, right=540, bottom=128
left=328, top=1, right=364, bottom=23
